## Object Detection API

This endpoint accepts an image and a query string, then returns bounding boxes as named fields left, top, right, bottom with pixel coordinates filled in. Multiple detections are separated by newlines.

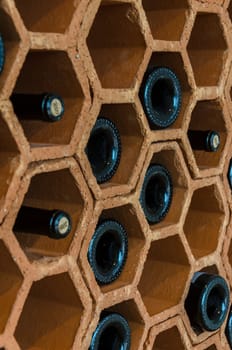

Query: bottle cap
left=42, top=94, right=65, bottom=122
left=50, top=210, right=72, bottom=238
left=206, top=131, right=220, bottom=152
left=0, top=34, right=5, bottom=73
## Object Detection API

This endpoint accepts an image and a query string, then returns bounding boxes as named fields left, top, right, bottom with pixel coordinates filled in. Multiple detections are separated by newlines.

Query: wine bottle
left=0, top=34, right=4, bottom=73
left=139, top=66, right=181, bottom=129
left=228, top=159, right=232, bottom=189
left=88, top=219, right=128, bottom=285
left=85, top=117, right=121, bottom=184
left=185, top=272, right=229, bottom=332
left=139, top=163, right=173, bottom=224
left=89, top=312, right=131, bottom=350
left=226, top=306, right=232, bottom=348
left=188, top=130, right=220, bottom=152
left=11, top=93, right=65, bottom=122
left=14, top=206, right=72, bottom=239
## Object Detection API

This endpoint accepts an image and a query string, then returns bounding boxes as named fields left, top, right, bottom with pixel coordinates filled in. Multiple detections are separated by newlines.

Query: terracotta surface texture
left=0, top=0, right=232, bottom=349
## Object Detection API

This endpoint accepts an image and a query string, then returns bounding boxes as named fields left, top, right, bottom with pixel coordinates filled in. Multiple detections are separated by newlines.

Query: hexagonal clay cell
left=86, top=2, right=146, bottom=88
left=0, top=240, right=23, bottom=333
left=139, top=143, right=189, bottom=230
left=0, top=109, right=20, bottom=206
left=138, top=234, right=190, bottom=316
left=85, top=102, right=146, bottom=194
left=0, top=7, right=21, bottom=92
left=83, top=203, right=146, bottom=295
left=183, top=184, right=225, bottom=259
left=13, top=168, right=84, bottom=260
left=139, top=52, right=192, bottom=130
left=152, top=325, right=188, bottom=350
left=187, top=100, right=228, bottom=171
left=10, top=50, right=84, bottom=147
left=103, top=299, right=145, bottom=350
left=187, top=13, right=227, bottom=86
left=142, top=0, right=189, bottom=41
left=15, top=273, right=84, bottom=349
left=14, top=0, right=76, bottom=33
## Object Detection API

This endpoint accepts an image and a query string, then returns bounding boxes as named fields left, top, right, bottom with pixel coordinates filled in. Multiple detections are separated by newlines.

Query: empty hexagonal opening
left=147, top=147, right=188, bottom=229
left=187, top=13, right=227, bottom=86
left=87, top=103, right=144, bottom=188
left=15, top=273, right=84, bottom=349
left=206, top=346, right=217, bottom=350
left=183, top=185, right=225, bottom=259
left=93, top=204, right=146, bottom=293
left=87, top=2, right=146, bottom=88
left=14, top=0, right=76, bottom=33
left=0, top=240, right=23, bottom=333
left=10, top=50, right=84, bottom=146
left=106, top=299, right=145, bottom=350
left=187, top=100, right=227, bottom=170
left=153, top=326, right=186, bottom=350
left=0, top=111, right=20, bottom=203
left=138, top=235, right=190, bottom=316
left=140, top=52, right=191, bottom=130
left=13, top=168, right=84, bottom=260
left=0, top=8, right=20, bottom=91
left=142, top=0, right=189, bottom=41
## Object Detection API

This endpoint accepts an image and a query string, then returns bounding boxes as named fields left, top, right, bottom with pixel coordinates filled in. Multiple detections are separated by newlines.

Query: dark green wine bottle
left=86, top=117, right=121, bottom=184
left=14, top=206, right=72, bottom=239
left=185, top=272, right=229, bottom=332
left=88, top=219, right=128, bottom=285
left=139, top=67, right=181, bottom=129
left=139, top=163, right=173, bottom=224
left=11, top=93, right=65, bottom=122
left=89, top=312, right=131, bottom=350
left=188, top=130, right=220, bottom=152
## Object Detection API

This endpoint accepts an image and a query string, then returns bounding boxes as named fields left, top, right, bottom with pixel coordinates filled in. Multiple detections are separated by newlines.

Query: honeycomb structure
left=1, top=0, right=232, bottom=349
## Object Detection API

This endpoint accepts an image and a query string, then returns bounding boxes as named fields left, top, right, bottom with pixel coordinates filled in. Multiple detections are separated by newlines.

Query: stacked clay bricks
left=1, top=0, right=232, bottom=349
